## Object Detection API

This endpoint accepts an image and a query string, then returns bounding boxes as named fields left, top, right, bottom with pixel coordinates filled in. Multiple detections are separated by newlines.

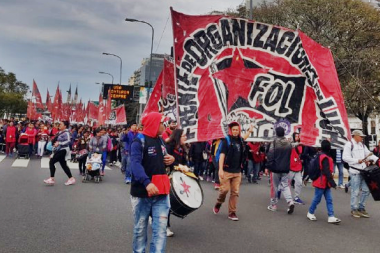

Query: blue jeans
left=309, top=187, right=334, bottom=217
left=124, top=154, right=131, bottom=180
left=247, top=161, right=260, bottom=180
left=336, top=162, right=344, bottom=186
left=121, top=151, right=128, bottom=172
left=350, top=172, right=370, bottom=211
left=131, top=195, right=170, bottom=253
left=102, top=151, right=107, bottom=172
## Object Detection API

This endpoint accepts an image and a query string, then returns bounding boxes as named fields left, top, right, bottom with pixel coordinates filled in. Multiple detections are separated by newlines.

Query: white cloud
left=0, top=0, right=244, bottom=102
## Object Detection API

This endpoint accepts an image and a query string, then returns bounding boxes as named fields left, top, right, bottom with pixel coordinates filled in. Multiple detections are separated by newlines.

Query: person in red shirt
left=5, top=121, right=17, bottom=157
left=307, top=140, right=341, bottom=224
left=288, top=133, right=304, bottom=205
left=247, top=142, right=265, bottom=184
left=25, top=123, right=37, bottom=157
left=162, top=119, right=177, bottom=142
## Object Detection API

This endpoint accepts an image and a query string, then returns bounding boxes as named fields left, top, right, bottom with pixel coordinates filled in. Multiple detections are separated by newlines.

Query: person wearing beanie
left=267, top=126, right=295, bottom=214
left=307, top=140, right=341, bottom=224
left=130, top=112, right=175, bottom=253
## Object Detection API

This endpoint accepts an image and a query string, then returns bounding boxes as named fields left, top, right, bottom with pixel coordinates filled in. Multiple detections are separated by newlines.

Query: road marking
left=0, top=155, right=6, bottom=163
left=12, top=158, right=30, bottom=168
left=41, top=157, right=49, bottom=168
left=41, top=157, right=111, bottom=170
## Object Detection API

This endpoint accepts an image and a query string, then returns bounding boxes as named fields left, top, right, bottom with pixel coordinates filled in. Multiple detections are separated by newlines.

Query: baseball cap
left=352, top=130, right=366, bottom=137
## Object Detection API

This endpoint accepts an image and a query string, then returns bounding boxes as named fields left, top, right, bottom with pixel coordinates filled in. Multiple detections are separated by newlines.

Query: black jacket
left=266, top=137, right=292, bottom=173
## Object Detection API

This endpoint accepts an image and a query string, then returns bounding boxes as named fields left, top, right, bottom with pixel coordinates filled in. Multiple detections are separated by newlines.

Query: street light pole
left=125, top=18, right=155, bottom=123
left=99, top=71, right=114, bottom=84
left=102, top=53, right=122, bottom=85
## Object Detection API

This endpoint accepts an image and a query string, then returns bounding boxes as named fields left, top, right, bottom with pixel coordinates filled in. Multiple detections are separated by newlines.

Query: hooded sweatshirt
left=130, top=112, right=170, bottom=198
left=267, top=136, right=292, bottom=173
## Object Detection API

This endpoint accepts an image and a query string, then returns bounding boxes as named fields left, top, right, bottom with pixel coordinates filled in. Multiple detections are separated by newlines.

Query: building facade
left=129, top=53, right=165, bottom=87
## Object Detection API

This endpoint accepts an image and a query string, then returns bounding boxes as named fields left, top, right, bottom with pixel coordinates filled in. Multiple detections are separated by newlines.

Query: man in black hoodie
left=267, top=127, right=295, bottom=214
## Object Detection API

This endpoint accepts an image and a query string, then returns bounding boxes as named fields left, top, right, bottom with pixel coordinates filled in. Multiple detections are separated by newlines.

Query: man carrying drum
left=343, top=130, right=378, bottom=218
left=130, top=112, right=175, bottom=253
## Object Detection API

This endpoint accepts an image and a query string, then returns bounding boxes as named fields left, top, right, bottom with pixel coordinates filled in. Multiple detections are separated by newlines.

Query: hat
left=352, top=130, right=366, bottom=137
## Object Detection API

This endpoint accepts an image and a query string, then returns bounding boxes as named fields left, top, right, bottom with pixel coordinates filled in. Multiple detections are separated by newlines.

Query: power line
left=155, top=14, right=170, bottom=53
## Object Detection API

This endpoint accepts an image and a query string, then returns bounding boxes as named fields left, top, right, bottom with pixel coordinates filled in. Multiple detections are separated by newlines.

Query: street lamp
left=99, top=71, right=114, bottom=84
left=102, top=53, right=122, bottom=85
left=125, top=18, right=154, bottom=98
left=125, top=18, right=154, bottom=123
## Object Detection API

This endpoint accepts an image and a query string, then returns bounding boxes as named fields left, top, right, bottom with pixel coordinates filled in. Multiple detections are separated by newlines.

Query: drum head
left=171, top=171, right=203, bottom=209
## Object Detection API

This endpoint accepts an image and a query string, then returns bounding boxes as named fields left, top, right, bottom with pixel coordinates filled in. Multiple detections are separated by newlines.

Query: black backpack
left=308, top=153, right=321, bottom=181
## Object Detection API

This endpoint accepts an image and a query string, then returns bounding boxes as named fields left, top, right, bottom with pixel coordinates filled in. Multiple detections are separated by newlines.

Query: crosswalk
left=0, top=155, right=112, bottom=170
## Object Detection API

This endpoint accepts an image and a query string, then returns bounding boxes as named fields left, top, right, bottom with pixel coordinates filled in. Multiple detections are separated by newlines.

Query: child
left=307, top=140, right=341, bottom=224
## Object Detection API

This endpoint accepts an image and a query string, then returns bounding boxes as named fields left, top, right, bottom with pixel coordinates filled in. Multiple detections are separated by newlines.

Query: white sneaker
left=43, top=178, right=55, bottom=185
left=166, top=228, right=174, bottom=237
left=149, top=217, right=152, bottom=225
left=328, top=216, right=341, bottom=224
left=64, top=177, right=76, bottom=186
left=199, top=176, right=204, bottom=181
left=307, top=212, right=317, bottom=221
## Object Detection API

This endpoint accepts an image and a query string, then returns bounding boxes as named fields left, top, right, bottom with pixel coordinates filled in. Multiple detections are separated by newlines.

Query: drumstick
left=362, top=152, right=373, bottom=162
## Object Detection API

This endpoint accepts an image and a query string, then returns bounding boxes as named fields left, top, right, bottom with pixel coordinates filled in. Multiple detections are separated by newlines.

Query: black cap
left=168, top=119, right=177, bottom=124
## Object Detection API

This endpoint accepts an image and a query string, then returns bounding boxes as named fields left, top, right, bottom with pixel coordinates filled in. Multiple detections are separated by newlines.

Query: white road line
left=0, top=155, right=6, bottom=163
left=12, top=158, right=30, bottom=168
left=41, top=157, right=49, bottom=169
left=41, top=157, right=111, bottom=170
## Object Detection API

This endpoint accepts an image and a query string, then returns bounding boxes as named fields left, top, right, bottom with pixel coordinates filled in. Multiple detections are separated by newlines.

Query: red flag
left=46, top=88, right=52, bottom=113
left=98, top=93, right=105, bottom=125
left=170, top=9, right=350, bottom=148
left=52, top=85, right=61, bottom=121
left=87, top=101, right=98, bottom=120
left=105, top=89, right=112, bottom=121
left=143, top=58, right=176, bottom=119
left=108, top=105, right=127, bottom=125
left=32, top=80, right=44, bottom=112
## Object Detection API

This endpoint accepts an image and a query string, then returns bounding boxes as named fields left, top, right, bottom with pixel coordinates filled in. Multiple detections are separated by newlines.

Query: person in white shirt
left=342, top=130, right=379, bottom=218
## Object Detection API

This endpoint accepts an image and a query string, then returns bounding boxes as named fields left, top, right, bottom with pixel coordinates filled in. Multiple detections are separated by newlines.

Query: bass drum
left=362, top=165, right=380, bottom=201
left=169, top=171, right=204, bottom=218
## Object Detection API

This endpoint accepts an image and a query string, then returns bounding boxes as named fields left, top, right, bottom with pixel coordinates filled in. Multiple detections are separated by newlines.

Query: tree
left=0, top=67, right=29, bottom=117
left=226, top=0, right=380, bottom=134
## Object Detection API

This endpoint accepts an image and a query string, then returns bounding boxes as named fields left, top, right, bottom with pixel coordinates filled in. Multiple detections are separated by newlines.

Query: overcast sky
left=0, top=0, right=245, bottom=102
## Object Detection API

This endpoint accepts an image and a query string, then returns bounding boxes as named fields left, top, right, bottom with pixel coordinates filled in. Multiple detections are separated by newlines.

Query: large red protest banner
left=171, top=9, right=350, bottom=148
left=143, top=57, right=176, bottom=120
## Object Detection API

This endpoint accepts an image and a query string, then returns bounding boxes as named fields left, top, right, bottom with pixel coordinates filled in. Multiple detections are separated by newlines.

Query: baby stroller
left=17, top=134, right=30, bottom=159
left=82, top=152, right=102, bottom=183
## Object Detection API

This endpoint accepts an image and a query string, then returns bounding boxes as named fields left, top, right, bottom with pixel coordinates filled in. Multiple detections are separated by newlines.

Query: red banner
left=87, top=101, right=98, bottom=120
left=32, top=80, right=44, bottom=113
left=171, top=9, right=350, bottom=148
left=143, top=57, right=176, bottom=120
left=98, top=93, right=105, bottom=125
left=107, top=105, right=127, bottom=125
left=46, top=88, right=52, bottom=113
left=105, top=89, right=112, bottom=121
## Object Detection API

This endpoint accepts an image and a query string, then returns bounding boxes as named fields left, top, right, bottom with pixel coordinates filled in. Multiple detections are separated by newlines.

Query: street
left=0, top=155, right=379, bottom=253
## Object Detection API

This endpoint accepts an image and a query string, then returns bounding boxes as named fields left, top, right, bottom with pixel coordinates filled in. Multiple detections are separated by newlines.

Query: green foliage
left=0, top=67, right=29, bottom=116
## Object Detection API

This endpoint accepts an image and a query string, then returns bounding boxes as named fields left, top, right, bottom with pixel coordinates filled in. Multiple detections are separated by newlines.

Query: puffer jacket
left=266, top=137, right=292, bottom=173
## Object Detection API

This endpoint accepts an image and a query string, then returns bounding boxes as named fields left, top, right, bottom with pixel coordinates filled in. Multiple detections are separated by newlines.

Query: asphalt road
left=0, top=155, right=379, bottom=253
